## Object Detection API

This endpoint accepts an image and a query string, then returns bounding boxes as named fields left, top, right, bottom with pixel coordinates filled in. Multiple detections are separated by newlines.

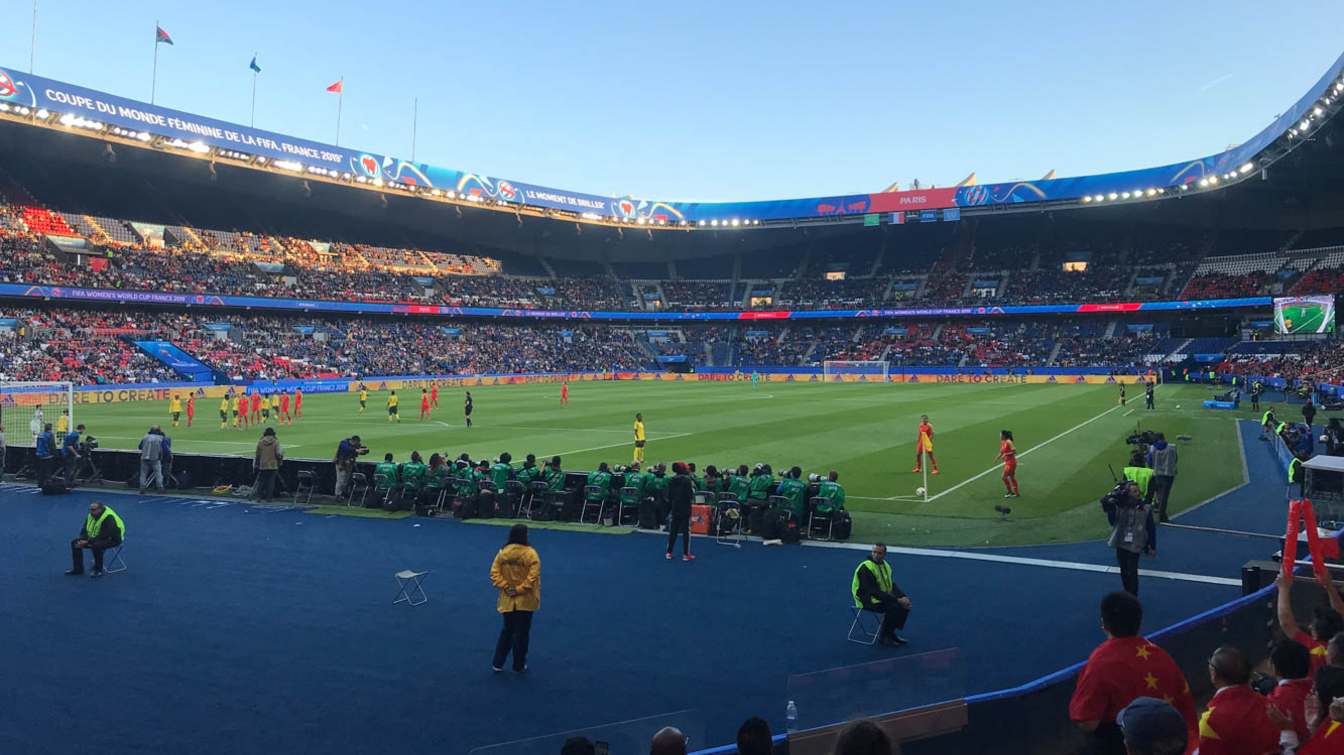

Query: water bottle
left=785, top=700, right=798, bottom=733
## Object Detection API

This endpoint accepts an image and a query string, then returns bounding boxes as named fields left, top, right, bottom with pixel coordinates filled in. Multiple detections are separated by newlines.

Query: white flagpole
left=411, top=96, right=418, bottom=161
left=29, top=0, right=37, bottom=73
left=151, top=19, right=160, bottom=104
left=335, top=76, right=343, bottom=146
left=250, top=64, right=258, bottom=128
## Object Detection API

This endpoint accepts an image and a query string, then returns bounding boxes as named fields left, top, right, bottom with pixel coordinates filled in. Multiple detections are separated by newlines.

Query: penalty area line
left=925, top=404, right=1126, bottom=503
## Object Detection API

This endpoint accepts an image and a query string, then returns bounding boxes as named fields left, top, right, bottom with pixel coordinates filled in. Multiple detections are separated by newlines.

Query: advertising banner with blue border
left=0, top=282, right=1272, bottom=321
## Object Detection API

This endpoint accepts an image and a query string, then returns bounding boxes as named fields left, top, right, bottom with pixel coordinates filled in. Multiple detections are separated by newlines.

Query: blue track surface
left=0, top=419, right=1282, bottom=754
left=1171, top=419, right=1289, bottom=535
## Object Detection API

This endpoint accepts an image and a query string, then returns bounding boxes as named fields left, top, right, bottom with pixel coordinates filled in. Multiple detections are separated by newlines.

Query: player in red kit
left=430, top=383, right=439, bottom=409
left=914, top=415, right=939, bottom=475
left=997, top=430, right=1018, bottom=497
left=251, top=392, right=263, bottom=426
left=561, top=382, right=569, bottom=406
left=294, top=387, right=303, bottom=418
left=279, top=390, right=291, bottom=425
left=420, top=388, right=431, bottom=420
left=185, top=395, right=195, bottom=427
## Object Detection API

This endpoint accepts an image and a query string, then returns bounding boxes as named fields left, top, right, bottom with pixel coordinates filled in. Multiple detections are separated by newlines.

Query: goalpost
left=0, top=381, right=75, bottom=447
left=822, top=360, right=890, bottom=383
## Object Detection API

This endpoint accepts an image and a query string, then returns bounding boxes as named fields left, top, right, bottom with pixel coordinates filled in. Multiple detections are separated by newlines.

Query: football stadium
left=3, top=11, right=1344, bottom=755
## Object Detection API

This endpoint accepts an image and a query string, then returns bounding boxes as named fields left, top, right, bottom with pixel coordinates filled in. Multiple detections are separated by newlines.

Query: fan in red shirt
left=913, top=414, right=939, bottom=475
left=1277, top=572, right=1344, bottom=674
left=560, top=382, right=569, bottom=406
left=420, top=389, right=431, bottom=420
left=1196, top=645, right=1280, bottom=755
left=184, top=395, right=195, bottom=427
left=1069, top=592, right=1197, bottom=754
left=1266, top=639, right=1314, bottom=744
left=996, top=430, right=1019, bottom=497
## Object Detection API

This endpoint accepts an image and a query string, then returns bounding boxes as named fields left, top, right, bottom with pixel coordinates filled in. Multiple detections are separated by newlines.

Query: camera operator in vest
left=1102, top=480, right=1157, bottom=596
left=1122, top=450, right=1154, bottom=506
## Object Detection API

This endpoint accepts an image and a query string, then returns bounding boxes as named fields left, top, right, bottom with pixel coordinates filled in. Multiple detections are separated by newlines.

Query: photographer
left=61, top=423, right=85, bottom=483
left=1147, top=433, right=1177, bottom=523
left=1102, top=479, right=1157, bottom=596
left=1325, top=418, right=1344, bottom=457
left=138, top=426, right=171, bottom=493
left=332, top=435, right=369, bottom=498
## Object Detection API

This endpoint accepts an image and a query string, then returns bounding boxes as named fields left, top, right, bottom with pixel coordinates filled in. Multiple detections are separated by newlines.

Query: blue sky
left=6, top=1, right=1341, bottom=201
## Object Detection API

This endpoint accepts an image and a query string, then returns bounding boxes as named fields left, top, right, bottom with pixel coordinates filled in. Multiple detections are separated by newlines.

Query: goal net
left=822, top=360, right=890, bottom=383
left=0, top=381, right=74, bottom=447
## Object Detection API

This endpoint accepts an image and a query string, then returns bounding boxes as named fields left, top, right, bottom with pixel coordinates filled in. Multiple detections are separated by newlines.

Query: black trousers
left=1151, top=475, right=1175, bottom=521
left=667, top=513, right=690, bottom=555
left=492, top=610, right=533, bottom=671
left=1145, top=395, right=1154, bottom=409
left=1116, top=549, right=1141, bottom=596
left=36, top=455, right=54, bottom=484
left=864, top=596, right=910, bottom=639
left=71, top=536, right=119, bottom=572
left=256, top=469, right=277, bottom=501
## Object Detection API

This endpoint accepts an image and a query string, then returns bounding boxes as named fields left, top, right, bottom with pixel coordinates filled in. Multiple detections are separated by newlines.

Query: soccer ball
left=1175, top=404, right=1181, bottom=409
left=915, top=486, right=927, bottom=496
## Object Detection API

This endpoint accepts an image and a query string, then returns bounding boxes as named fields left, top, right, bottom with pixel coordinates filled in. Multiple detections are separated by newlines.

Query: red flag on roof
left=326, top=79, right=343, bottom=94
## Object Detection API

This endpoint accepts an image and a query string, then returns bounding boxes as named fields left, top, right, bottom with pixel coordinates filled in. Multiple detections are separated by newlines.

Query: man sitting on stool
left=67, top=501, right=123, bottom=577
left=853, top=542, right=912, bottom=646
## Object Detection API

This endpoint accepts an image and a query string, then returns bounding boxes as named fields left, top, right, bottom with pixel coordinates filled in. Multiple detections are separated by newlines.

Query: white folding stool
left=393, top=569, right=430, bottom=607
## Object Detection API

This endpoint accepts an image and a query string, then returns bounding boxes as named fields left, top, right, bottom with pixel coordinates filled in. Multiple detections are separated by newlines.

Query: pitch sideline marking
left=802, top=539, right=1241, bottom=587
left=924, top=404, right=1125, bottom=503
left=549, top=432, right=694, bottom=458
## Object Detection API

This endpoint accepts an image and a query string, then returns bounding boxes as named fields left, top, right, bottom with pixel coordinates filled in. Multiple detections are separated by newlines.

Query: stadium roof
left=1, top=51, right=1343, bottom=261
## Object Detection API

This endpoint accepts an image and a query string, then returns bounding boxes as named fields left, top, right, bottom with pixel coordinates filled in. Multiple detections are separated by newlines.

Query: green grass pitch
left=72, top=381, right=1251, bottom=547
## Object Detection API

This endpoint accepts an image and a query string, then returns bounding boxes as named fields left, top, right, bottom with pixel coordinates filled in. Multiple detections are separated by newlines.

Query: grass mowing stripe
left=927, top=403, right=1124, bottom=502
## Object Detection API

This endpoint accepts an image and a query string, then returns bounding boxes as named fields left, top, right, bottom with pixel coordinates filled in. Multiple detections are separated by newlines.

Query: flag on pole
left=325, top=79, right=343, bottom=94
left=155, top=25, right=173, bottom=45
left=249, top=55, right=261, bottom=74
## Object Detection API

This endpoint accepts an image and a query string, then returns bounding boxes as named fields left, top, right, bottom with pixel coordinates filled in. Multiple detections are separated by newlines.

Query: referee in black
left=464, top=391, right=474, bottom=429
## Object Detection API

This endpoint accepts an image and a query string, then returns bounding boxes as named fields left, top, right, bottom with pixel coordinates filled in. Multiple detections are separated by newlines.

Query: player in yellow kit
left=232, top=393, right=244, bottom=428
left=358, top=386, right=368, bottom=413
left=169, top=395, right=182, bottom=427
left=387, top=390, right=400, bottom=423
left=632, top=412, right=646, bottom=464
left=219, top=395, right=230, bottom=429
left=56, top=409, right=69, bottom=435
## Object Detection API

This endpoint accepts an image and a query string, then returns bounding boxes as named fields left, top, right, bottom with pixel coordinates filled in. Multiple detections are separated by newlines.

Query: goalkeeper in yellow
left=632, top=413, right=646, bottom=464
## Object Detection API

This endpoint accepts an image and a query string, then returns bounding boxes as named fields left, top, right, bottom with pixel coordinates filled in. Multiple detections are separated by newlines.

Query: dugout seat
left=808, top=496, right=836, bottom=541
left=618, top=486, right=642, bottom=526
left=346, top=472, right=370, bottom=507
left=524, top=481, right=549, bottom=520
left=293, top=470, right=317, bottom=505
left=503, top=480, right=526, bottom=517
left=581, top=485, right=606, bottom=525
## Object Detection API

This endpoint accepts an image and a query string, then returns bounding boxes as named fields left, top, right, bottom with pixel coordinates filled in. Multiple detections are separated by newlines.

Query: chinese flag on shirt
left=1070, top=636, right=1197, bottom=749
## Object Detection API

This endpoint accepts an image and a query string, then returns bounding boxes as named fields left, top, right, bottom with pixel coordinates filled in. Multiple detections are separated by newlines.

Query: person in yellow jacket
left=490, top=524, right=540, bottom=673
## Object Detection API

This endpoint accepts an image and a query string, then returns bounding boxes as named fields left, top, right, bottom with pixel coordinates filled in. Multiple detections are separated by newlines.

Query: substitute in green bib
left=68, top=501, right=124, bottom=577
left=853, top=543, right=912, bottom=646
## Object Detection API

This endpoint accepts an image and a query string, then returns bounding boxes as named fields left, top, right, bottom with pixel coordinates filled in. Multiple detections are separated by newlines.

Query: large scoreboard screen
left=1274, top=295, right=1336, bottom=334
